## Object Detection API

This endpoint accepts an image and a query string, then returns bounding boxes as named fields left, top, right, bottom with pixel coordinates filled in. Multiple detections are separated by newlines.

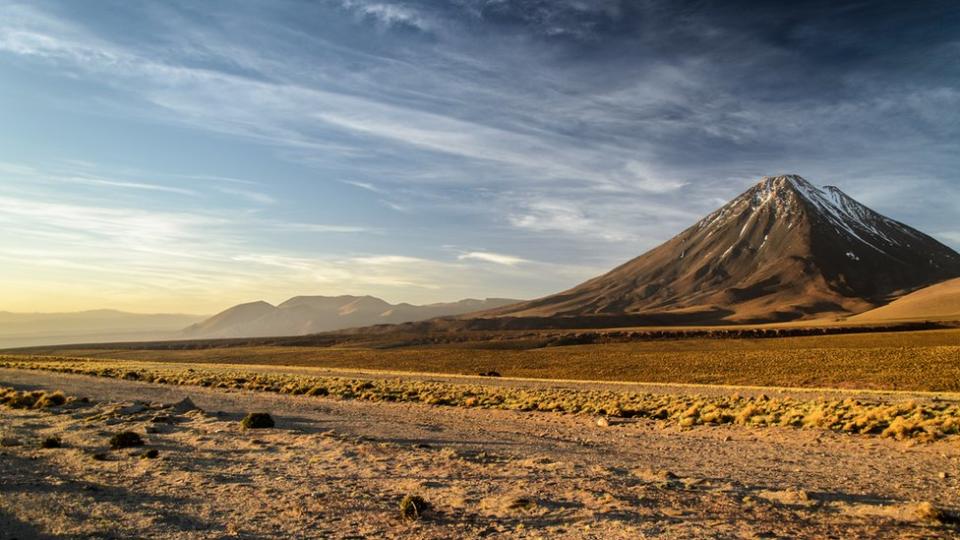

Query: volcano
left=484, top=175, right=960, bottom=324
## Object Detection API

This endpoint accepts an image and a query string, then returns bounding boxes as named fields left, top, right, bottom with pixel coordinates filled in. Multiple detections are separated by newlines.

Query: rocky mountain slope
left=483, top=175, right=960, bottom=324
left=182, top=296, right=520, bottom=339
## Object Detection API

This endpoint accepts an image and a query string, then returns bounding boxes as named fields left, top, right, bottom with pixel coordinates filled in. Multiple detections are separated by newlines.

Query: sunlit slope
left=851, top=278, right=960, bottom=322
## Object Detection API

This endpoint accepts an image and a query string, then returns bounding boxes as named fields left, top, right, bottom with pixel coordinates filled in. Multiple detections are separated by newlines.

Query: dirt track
left=1, top=368, right=958, bottom=539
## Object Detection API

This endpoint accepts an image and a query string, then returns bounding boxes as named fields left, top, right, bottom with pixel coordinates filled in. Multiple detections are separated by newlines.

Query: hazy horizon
left=2, top=1, right=958, bottom=313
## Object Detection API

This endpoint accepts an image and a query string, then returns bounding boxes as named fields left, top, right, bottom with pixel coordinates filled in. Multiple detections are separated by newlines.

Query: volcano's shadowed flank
left=482, top=175, right=960, bottom=324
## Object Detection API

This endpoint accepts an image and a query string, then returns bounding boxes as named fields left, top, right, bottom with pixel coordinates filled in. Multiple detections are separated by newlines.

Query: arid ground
left=1, top=340, right=959, bottom=539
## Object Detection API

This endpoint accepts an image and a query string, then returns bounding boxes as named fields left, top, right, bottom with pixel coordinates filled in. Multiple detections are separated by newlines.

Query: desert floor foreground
left=1, top=368, right=958, bottom=539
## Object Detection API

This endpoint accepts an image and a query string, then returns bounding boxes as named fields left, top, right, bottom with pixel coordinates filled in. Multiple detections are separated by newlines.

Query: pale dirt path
left=1, top=368, right=959, bottom=539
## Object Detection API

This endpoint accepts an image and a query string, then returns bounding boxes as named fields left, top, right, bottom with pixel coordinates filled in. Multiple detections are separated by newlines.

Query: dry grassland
left=16, top=328, right=960, bottom=391
left=3, top=358, right=959, bottom=442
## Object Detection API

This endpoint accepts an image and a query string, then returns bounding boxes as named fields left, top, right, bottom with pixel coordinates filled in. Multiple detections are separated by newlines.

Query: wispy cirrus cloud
left=458, top=251, right=529, bottom=266
left=61, top=176, right=198, bottom=196
left=0, top=0, right=956, bottom=313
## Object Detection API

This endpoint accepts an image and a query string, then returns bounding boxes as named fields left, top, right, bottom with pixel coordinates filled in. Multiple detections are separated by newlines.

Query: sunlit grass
left=2, top=357, right=958, bottom=441
left=18, top=328, right=960, bottom=392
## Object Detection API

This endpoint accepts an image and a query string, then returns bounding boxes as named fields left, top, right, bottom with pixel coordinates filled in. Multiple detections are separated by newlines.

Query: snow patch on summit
left=760, top=175, right=906, bottom=255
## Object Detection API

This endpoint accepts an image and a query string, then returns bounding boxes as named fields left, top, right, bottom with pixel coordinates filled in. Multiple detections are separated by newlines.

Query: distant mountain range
left=0, top=310, right=206, bottom=348
left=7, top=175, right=957, bottom=348
left=480, top=175, right=960, bottom=324
left=181, top=296, right=520, bottom=339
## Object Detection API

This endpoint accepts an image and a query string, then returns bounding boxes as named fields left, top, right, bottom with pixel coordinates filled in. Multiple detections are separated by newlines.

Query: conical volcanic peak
left=483, top=175, right=960, bottom=324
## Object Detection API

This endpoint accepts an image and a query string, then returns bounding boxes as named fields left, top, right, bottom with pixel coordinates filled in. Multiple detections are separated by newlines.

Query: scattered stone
left=118, top=402, right=148, bottom=415
left=142, top=449, right=160, bottom=459
left=91, top=452, right=109, bottom=461
left=151, top=414, right=174, bottom=424
left=40, top=436, right=62, bottom=449
left=241, top=412, right=275, bottom=430
left=479, top=371, right=501, bottom=377
left=938, top=472, right=948, bottom=479
left=399, top=494, right=430, bottom=521
left=915, top=502, right=945, bottom=523
left=171, top=397, right=199, bottom=414
left=1, top=437, right=21, bottom=447
left=596, top=417, right=610, bottom=428
left=109, top=431, right=144, bottom=449
left=507, top=497, right=536, bottom=510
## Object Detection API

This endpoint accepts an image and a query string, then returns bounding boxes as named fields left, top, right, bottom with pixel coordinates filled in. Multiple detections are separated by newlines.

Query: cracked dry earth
left=1, top=369, right=958, bottom=539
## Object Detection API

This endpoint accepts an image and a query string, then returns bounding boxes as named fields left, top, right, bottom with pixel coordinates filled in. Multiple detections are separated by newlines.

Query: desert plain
left=1, top=325, right=958, bottom=539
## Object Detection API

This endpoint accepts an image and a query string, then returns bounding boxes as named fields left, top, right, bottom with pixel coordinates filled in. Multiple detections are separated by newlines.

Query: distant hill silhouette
left=0, top=310, right=205, bottom=348
left=181, top=296, right=520, bottom=338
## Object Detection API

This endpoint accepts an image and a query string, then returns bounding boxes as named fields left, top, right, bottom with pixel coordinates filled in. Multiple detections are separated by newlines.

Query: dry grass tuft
left=34, top=391, right=67, bottom=408
left=40, top=436, right=62, bottom=449
left=0, top=387, right=75, bottom=410
left=399, top=494, right=430, bottom=521
left=109, top=431, right=144, bottom=449
left=240, top=412, right=275, bottom=429
left=2, top=360, right=960, bottom=442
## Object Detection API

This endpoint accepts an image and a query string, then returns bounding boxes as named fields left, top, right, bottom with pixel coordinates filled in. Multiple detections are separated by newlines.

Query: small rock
left=142, top=449, right=159, bottom=459
left=241, top=412, right=275, bottom=429
left=1, top=437, right=21, bottom=447
left=170, top=397, right=199, bottom=414
left=109, top=431, right=144, bottom=449
left=939, top=472, right=949, bottom=479
left=118, top=402, right=148, bottom=415
left=596, top=417, right=610, bottom=428
left=507, top=497, right=536, bottom=510
left=40, top=436, right=62, bottom=449
left=723, top=435, right=733, bottom=442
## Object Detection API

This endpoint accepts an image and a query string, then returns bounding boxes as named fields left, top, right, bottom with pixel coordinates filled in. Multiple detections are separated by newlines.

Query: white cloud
left=61, top=176, right=197, bottom=196
left=340, top=1, right=433, bottom=31
left=458, top=251, right=529, bottom=266
left=215, top=187, right=277, bottom=205
left=273, top=222, right=370, bottom=234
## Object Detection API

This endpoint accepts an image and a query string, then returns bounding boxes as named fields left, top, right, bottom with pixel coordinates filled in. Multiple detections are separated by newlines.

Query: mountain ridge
left=181, top=296, right=521, bottom=339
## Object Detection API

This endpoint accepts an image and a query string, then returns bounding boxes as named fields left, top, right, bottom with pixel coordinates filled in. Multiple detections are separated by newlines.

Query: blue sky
left=1, top=0, right=958, bottom=313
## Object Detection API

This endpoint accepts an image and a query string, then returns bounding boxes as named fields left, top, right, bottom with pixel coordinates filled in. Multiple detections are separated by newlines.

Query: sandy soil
left=1, top=369, right=958, bottom=539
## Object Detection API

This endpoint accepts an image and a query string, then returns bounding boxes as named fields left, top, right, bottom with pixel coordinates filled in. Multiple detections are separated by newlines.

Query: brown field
left=3, top=327, right=960, bottom=538
left=4, top=357, right=960, bottom=441
left=3, top=368, right=959, bottom=539
left=10, top=327, right=960, bottom=392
